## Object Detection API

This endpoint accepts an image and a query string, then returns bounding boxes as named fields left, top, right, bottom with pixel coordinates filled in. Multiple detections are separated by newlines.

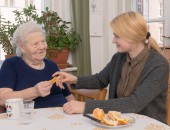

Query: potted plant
left=36, top=7, right=81, bottom=68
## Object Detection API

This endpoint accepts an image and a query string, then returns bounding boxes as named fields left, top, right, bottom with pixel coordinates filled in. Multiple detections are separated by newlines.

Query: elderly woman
left=0, top=21, right=74, bottom=109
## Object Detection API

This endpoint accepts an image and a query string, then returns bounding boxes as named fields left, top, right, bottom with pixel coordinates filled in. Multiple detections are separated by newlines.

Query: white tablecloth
left=0, top=107, right=170, bottom=130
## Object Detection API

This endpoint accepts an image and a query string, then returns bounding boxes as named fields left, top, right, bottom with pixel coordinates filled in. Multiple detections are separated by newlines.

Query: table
left=0, top=107, right=170, bottom=130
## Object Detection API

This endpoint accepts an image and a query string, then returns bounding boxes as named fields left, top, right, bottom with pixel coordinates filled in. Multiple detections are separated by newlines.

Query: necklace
left=22, top=56, right=45, bottom=70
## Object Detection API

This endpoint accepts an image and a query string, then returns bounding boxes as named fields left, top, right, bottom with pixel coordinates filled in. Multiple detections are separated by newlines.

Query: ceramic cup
left=5, top=98, right=23, bottom=119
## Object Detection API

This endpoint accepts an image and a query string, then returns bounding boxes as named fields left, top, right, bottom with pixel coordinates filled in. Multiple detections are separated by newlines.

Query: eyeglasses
left=113, top=33, right=120, bottom=39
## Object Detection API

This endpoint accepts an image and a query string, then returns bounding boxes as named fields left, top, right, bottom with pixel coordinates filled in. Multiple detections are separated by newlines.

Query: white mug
left=5, top=98, right=23, bottom=119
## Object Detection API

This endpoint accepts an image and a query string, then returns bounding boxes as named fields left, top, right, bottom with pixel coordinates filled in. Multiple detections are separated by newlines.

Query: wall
left=90, top=0, right=116, bottom=74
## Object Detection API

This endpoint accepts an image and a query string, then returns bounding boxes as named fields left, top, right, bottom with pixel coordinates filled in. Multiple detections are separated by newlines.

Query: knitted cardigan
left=73, top=51, right=169, bottom=123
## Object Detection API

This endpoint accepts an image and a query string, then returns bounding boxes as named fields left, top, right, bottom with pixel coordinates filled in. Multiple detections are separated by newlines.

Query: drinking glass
left=20, top=100, right=34, bottom=125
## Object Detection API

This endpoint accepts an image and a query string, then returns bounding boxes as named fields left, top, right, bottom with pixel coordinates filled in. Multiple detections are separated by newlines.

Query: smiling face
left=110, top=12, right=148, bottom=53
left=19, top=31, right=47, bottom=63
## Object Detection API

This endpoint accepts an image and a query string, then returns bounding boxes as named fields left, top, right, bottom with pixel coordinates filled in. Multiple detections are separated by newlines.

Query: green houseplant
left=0, top=18, right=16, bottom=56
left=36, top=7, right=81, bottom=67
left=37, top=7, right=80, bottom=51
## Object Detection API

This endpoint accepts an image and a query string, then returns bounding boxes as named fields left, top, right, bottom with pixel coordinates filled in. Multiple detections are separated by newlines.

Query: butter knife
left=83, top=114, right=101, bottom=123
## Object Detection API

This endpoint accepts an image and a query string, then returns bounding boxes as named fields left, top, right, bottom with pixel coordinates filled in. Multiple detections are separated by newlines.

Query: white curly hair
left=12, top=21, right=45, bottom=56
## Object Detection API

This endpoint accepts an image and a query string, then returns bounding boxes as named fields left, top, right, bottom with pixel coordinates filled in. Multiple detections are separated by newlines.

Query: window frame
left=132, top=0, right=166, bottom=47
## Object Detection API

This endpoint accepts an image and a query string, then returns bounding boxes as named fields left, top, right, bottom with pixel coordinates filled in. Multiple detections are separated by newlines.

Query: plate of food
left=86, top=108, right=135, bottom=129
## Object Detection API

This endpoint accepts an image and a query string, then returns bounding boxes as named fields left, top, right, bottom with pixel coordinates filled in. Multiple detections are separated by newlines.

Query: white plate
left=91, top=114, right=135, bottom=129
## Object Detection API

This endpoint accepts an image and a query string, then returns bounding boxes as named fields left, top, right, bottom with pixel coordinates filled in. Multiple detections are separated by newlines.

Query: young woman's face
left=20, top=32, right=47, bottom=62
left=112, top=34, right=132, bottom=53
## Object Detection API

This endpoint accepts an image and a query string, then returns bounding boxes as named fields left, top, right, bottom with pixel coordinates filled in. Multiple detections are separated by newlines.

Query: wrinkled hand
left=34, top=81, right=53, bottom=97
left=63, top=100, right=85, bottom=114
left=52, top=72, right=77, bottom=89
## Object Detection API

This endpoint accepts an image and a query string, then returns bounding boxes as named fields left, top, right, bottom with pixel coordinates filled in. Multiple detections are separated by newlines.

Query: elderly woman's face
left=21, top=32, right=47, bottom=62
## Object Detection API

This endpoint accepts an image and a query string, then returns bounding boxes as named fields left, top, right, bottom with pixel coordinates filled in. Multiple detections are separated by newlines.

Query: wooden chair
left=68, top=85, right=107, bottom=101
left=166, top=76, right=170, bottom=125
left=0, top=106, right=5, bottom=113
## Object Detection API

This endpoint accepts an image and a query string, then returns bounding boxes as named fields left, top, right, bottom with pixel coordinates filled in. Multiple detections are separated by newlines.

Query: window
left=159, top=26, right=163, bottom=43
left=143, top=0, right=149, bottom=19
left=0, top=0, right=43, bottom=59
left=159, top=0, right=163, bottom=17
left=136, top=0, right=143, bottom=15
left=0, top=0, right=5, bottom=6
left=0, top=0, right=42, bottom=21
left=12, top=0, right=25, bottom=8
left=134, top=0, right=165, bottom=47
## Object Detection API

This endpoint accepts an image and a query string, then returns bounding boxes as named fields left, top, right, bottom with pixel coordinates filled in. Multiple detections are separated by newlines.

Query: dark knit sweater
left=0, top=57, right=71, bottom=108
left=74, top=51, right=169, bottom=123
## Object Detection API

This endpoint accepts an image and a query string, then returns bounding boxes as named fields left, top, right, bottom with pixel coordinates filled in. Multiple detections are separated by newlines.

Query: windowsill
left=60, top=67, right=78, bottom=72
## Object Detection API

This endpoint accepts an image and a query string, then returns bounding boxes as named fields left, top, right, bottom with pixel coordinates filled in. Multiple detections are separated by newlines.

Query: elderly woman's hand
left=34, top=81, right=53, bottom=97
left=52, top=72, right=77, bottom=89
left=63, top=100, right=85, bottom=114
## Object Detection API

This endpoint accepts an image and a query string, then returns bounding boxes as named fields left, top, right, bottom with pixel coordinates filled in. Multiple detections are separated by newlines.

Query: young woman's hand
left=63, top=100, right=85, bottom=114
left=52, top=72, right=77, bottom=89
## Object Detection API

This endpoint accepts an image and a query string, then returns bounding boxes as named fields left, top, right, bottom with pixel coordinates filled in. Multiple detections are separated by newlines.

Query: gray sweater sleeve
left=84, top=54, right=169, bottom=114
left=72, top=53, right=121, bottom=89
left=75, top=63, right=111, bottom=89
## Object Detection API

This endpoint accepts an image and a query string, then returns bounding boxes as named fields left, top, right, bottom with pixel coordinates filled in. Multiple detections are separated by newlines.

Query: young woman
left=53, top=11, right=169, bottom=123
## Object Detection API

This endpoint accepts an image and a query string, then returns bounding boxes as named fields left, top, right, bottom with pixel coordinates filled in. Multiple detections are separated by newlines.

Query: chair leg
left=0, top=106, right=5, bottom=113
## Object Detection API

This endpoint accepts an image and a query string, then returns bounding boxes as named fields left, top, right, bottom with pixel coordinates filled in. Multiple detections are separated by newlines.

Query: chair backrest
left=0, top=106, right=5, bottom=113
left=166, top=76, right=170, bottom=125
left=68, top=85, right=107, bottom=101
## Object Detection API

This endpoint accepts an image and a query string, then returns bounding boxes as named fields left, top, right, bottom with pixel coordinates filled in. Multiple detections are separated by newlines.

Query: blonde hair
left=110, top=11, right=162, bottom=54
